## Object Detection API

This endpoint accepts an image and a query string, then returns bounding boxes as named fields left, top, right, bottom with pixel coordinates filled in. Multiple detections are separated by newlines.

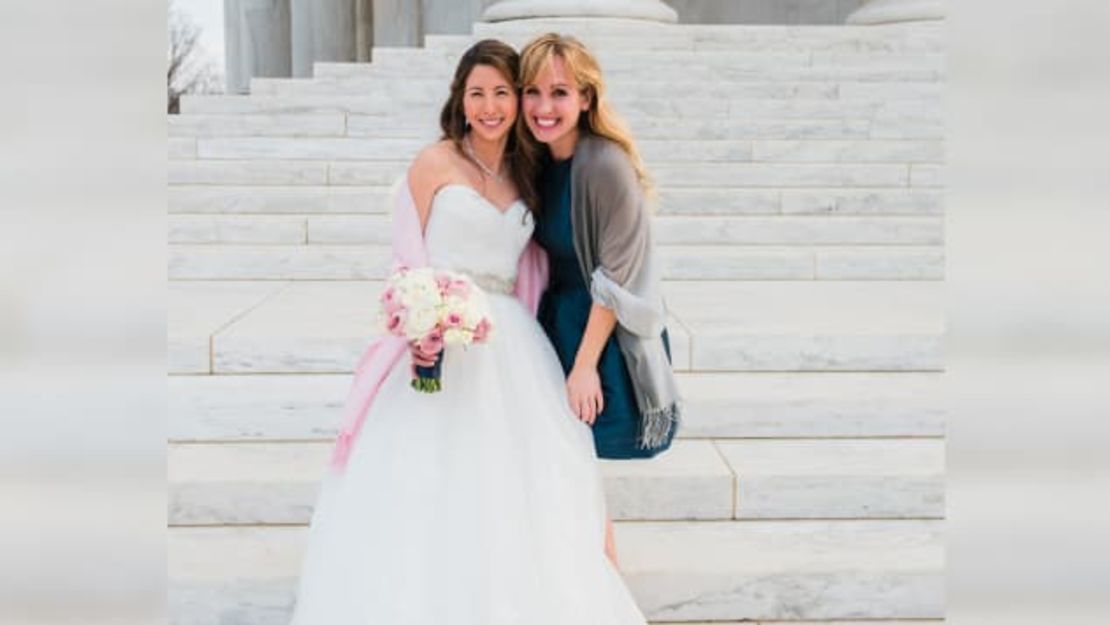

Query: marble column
left=423, top=0, right=486, bottom=36
left=846, top=0, right=944, bottom=24
left=356, top=0, right=373, bottom=61
left=374, top=0, right=422, bottom=47
left=482, top=0, right=678, bottom=23
left=224, top=0, right=292, bottom=94
left=291, top=0, right=366, bottom=77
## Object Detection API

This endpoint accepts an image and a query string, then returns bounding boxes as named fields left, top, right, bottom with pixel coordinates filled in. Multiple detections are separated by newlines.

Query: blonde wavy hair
left=519, top=33, right=653, bottom=195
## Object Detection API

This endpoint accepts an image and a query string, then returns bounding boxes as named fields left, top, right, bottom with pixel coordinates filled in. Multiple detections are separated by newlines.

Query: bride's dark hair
left=439, top=39, right=541, bottom=214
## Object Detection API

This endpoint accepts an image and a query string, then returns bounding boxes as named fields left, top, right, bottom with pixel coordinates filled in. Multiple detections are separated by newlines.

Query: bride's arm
left=404, top=143, right=449, bottom=367
left=407, top=142, right=451, bottom=232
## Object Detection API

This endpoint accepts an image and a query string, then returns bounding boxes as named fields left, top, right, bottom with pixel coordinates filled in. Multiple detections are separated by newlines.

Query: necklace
left=463, top=134, right=505, bottom=182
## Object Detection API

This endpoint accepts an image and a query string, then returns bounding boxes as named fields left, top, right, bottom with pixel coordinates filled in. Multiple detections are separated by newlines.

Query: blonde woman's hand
left=566, top=364, right=604, bottom=425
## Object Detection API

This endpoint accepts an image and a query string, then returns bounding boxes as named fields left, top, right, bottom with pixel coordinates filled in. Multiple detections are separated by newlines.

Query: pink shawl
left=329, top=181, right=549, bottom=471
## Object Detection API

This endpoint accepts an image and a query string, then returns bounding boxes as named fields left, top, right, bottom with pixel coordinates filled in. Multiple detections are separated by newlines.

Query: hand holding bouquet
left=379, top=266, right=493, bottom=393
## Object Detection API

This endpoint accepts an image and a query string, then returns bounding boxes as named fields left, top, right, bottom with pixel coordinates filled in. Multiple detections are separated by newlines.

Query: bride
left=288, top=39, right=648, bottom=624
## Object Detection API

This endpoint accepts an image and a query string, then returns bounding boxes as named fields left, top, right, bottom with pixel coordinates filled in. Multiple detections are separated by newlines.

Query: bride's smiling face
left=463, top=64, right=518, bottom=143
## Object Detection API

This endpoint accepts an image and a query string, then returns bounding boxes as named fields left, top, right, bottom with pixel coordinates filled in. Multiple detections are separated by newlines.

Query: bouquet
left=379, top=266, right=494, bottom=393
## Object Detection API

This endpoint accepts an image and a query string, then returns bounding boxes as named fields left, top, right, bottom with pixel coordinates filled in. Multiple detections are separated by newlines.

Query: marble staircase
left=168, top=18, right=945, bottom=625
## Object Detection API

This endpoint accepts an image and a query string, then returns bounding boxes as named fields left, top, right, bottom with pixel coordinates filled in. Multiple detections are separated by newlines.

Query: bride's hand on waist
left=566, top=365, right=603, bottom=425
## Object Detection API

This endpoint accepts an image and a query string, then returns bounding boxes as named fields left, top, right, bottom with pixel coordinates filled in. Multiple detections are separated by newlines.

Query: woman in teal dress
left=533, top=154, right=674, bottom=459
left=520, top=34, right=682, bottom=566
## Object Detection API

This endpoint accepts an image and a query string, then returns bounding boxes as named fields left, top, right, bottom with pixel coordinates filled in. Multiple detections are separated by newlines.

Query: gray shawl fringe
left=569, top=132, right=682, bottom=449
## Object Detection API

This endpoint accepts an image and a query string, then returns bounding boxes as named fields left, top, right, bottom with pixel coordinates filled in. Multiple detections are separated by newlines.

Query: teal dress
left=533, top=156, right=674, bottom=459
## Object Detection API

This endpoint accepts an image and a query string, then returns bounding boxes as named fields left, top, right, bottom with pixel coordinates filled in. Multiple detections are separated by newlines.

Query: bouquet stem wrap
left=412, top=350, right=445, bottom=393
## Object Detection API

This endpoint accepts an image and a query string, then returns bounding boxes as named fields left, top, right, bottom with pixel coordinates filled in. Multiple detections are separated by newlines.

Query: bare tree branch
left=168, top=0, right=222, bottom=114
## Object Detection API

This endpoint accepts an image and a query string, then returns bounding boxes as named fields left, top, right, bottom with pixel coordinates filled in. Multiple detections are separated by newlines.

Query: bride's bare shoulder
left=409, top=141, right=458, bottom=185
left=408, top=140, right=460, bottom=217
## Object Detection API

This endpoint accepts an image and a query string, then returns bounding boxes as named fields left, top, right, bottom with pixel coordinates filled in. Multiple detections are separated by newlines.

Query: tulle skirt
left=289, top=293, right=647, bottom=625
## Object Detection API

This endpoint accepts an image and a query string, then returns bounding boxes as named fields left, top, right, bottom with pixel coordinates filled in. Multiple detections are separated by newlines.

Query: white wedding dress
left=289, top=184, right=648, bottom=625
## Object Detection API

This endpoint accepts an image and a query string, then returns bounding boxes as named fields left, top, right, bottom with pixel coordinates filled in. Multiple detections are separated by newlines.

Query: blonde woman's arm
left=566, top=304, right=616, bottom=424
left=566, top=144, right=651, bottom=424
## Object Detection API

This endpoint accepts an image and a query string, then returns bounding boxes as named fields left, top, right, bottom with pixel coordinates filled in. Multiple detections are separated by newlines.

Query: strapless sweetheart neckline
left=434, top=183, right=526, bottom=217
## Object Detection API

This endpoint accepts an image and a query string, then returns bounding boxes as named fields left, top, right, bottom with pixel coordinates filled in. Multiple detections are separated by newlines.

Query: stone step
left=670, top=622, right=941, bottom=625
left=188, top=137, right=943, bottom=164
left=170, top=159, right=929, bottom=187
left=169, top=520, right=944, bottom=623
left=167, top=113, right=346, bottom=138
left=324, top=43, right=941, bottom=71
left=167, top=280, right=942, bottom=374
left=169, top=438, right=942, bottom=525
left=165, top=280, right=681, bottom=374
left=169, top=371, right=945, bottom=442
left=169, top=114, right=940, bottom=141
left=169, top=281, right=288, bottom=374
left=662, top=280, right=942, bottom=370
left=169, top=439, right=736, bottom=524
left=658, top=163, right=915, bottom=187
left=718, top=439, right=944, bottom=518
left=350, top=51, right=817, bottom=75
left=169, top=214, right=943, bottom=246
left=193, top=137, right=426, bottom=160
left=169, top=137, right=196, bottom=159
left=168, top=243, right=943, bottom=281
left=181, top=93, right=939, bottom=119
left=424, top=29, right=944, bottom=53
left=318, top=50, right=943, bottom=77
left=911, top=164, right=944, bottom=187
left=248, top=72, right=942, bottom=96
left=170, top=214, right=311, bottom=245
left=169, top=159, right=333, bottom=186
left=468, top=18, right=944, bottom=40
left=168, top=185, right=942, bottom=217
left=168, top=244, right=395, bottom=281
left=169, top=185, right=393, bottom=215
left=249, top=75, right=942, bottom=101
left=408, top=37, right=945, bottom=59
left=296, top=64, right=943, bottom=84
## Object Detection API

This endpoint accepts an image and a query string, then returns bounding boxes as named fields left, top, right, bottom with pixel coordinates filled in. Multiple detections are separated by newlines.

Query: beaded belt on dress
left=464, top=271, right=515, bottom=295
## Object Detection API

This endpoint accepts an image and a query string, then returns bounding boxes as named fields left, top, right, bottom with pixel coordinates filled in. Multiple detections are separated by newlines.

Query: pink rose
left=418, top=328, right=444, bottom=355
left=385, top=310, right=407, bottom=335
left=472, top=318, right=491, bottom=343
left=445, top=278, right=471, bottom=298
left=444, top=311, right=464, bottom=328
left=380, top=287, right=402, bottom=314
left=435, top=274, right=453, bottom=294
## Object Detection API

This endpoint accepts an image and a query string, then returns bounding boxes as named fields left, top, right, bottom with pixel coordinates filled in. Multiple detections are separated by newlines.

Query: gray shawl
left=568, top=132, right=681, bottom=449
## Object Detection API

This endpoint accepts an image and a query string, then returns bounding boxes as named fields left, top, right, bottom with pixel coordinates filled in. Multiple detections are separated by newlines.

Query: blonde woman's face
left=522, top=56, right=590, bottom=158
left=463, top=64, right=518, bottom=143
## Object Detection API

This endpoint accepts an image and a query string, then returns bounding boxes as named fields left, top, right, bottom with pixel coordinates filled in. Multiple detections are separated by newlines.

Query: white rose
left=443, top=327, right=473, bottom=347
left=403, top=280, right=440, bottom=310
left=441, top=295, right=466, bottom=317
left=462, top=298, right=484, bottom=326
left=403, top=307, right=439, bottom=340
